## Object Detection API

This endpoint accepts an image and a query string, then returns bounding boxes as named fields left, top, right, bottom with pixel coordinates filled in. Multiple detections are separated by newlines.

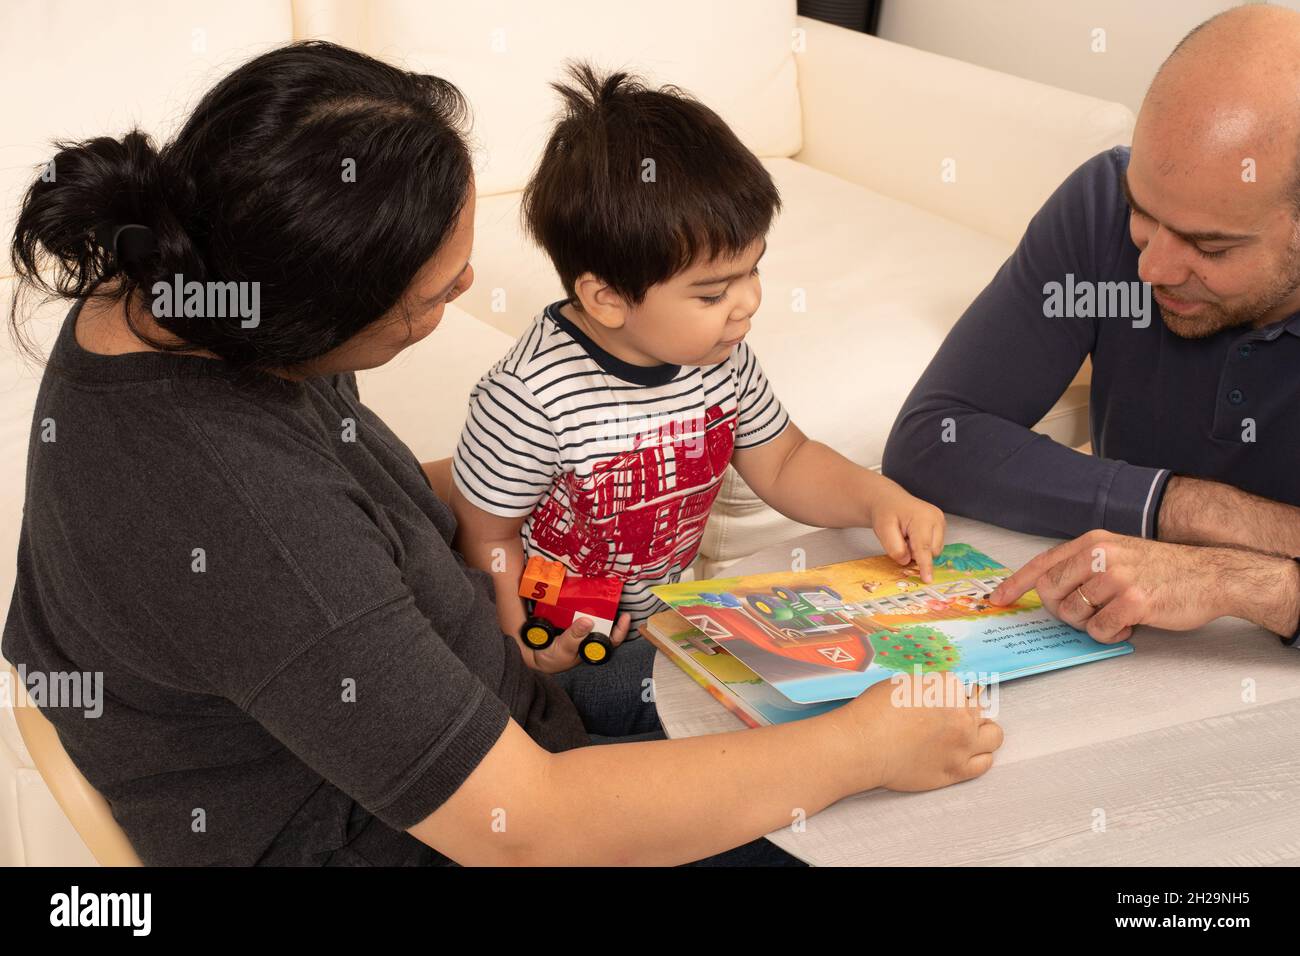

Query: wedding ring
left=1075, top=586, right=1096, bottom=608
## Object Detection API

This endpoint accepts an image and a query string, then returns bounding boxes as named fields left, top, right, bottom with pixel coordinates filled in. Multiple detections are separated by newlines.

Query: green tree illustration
left=869, top=625, right=962, bottom=674
left=934, top=543, right=1003, bottom=574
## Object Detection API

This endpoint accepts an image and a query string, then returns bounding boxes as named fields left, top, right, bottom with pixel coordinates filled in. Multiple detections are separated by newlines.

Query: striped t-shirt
left=452, top=300, right=790, bottom=627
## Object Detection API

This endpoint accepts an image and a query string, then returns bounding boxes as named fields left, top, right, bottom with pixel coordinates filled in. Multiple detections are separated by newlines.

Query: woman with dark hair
left=3, top=41, right=1000, bottom=866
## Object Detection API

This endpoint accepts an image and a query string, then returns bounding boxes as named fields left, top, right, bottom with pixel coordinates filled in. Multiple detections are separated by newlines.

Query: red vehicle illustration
left=687, top=572, right=1008, bottom=675
left=696, top=585, right=877, bottom=672
left=518, top=556, right=623, bottom=665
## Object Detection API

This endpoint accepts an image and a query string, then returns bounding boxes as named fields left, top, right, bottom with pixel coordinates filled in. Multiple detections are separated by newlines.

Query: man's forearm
left=1218, top=549, right=1300, bottom=638
left=884, top=407, right=1167, bottom=540
left=1158, top=476, right=1300, bottom=557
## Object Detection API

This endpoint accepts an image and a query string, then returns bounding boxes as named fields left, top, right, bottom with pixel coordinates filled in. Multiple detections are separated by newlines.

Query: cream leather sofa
left=0, top=0, right=1133, bottom=865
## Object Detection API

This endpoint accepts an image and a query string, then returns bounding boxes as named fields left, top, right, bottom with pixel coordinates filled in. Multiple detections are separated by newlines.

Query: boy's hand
left=867, top=479, right=946, bottom=583
left=532, top=612, right=633, bottom=674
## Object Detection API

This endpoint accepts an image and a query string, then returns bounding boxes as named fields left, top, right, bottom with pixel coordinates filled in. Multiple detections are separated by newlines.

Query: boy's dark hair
left=10, top=40, right=473, bottom=378
left=522, top=63, right=781, bottom=305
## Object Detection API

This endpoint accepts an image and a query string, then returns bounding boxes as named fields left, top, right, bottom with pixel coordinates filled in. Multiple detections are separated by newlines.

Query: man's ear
left=572, top=273, right=629, bottom=330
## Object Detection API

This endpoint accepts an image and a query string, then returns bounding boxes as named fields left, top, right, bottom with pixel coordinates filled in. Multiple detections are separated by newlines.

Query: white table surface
left=652, top=515, right=1300, bottom=866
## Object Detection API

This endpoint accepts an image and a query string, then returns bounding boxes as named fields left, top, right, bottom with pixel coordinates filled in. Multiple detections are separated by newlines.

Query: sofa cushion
left=355, top=302, right=515, bottom=461
left=721, top=159, right=1016, bottom=467
left=698, top=158, right=1021, bottom=569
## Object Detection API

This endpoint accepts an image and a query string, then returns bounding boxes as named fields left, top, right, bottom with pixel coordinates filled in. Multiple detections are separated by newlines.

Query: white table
left=652, top=515, right=1300, bottom=866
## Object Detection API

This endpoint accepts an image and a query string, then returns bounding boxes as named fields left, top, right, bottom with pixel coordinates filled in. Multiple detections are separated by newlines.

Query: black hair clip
left=95, top=222, right=157, bottom=270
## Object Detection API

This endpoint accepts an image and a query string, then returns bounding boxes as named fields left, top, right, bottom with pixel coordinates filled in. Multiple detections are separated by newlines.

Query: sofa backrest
left=292, top=0, right=804, bottom=197
left=0, top=0, right=294, bottom=272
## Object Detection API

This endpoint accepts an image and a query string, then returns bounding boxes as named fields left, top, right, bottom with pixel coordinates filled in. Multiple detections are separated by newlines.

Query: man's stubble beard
left=1159, top=222, right=1300, bottom=338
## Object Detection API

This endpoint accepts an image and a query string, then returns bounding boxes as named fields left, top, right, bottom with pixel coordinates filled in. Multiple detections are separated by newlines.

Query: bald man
left=883, top=5, right=1300, bottom=648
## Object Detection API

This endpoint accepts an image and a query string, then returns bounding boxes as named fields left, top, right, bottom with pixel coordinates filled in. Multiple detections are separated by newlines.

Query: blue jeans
left=553, top=638, right=806, bottom=867
left=553, top=637, right=665, bottom=743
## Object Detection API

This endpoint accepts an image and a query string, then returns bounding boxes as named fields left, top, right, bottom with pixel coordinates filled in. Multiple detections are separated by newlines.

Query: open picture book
left=644, top=543, right=1133, bottom=726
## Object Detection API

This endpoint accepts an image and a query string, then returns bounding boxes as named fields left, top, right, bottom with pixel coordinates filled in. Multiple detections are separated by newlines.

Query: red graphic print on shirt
left=528, top=403, right=735, bottom=577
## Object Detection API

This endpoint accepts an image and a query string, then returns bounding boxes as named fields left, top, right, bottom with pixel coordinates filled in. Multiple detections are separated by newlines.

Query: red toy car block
left=552, top=575, right=622, bottom=621
left=520, top=568, right=624, bottom=666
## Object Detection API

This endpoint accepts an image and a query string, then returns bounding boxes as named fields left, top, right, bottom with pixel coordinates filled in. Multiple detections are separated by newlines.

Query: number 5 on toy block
left=519, top=555, right=565, bottom=606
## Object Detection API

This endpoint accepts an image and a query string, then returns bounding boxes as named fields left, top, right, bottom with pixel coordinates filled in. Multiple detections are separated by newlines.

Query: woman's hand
left=866, top=478, right=946, bottom=583
left=841, top=670, right=1002, bottom=791
left=531, top=612, right=633, bottom=674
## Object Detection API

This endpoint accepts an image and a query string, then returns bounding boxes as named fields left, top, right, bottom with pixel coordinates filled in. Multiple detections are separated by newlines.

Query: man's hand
left=867, top=478, right=946, bottom=583
left=991, top=530, right=1300, bottom=641
left=531, top=612, right=633, bottom=674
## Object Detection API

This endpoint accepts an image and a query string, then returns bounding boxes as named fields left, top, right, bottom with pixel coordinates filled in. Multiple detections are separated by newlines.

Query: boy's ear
left=573, top=273, right=629, bottom=330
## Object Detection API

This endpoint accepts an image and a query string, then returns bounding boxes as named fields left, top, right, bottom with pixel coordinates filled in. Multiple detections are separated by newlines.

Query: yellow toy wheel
left=520, top=616, right=558, bottom=650
left=579, top=633, right=613, bottom=666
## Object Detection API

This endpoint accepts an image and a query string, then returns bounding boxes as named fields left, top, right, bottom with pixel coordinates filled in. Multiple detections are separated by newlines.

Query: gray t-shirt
left=2, top=296, right=589, bottom=865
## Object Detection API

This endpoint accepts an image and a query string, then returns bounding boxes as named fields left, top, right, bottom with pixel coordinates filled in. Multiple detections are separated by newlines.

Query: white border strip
left=1139, top=469, right=1169, bottom=539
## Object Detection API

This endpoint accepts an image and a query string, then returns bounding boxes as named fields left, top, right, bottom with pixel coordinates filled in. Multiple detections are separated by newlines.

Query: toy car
left=518, top=556, right=623, bottom=665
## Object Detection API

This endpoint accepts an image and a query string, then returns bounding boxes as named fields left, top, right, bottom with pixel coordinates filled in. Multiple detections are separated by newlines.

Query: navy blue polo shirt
left=884, top=146, right=1300, bottom=541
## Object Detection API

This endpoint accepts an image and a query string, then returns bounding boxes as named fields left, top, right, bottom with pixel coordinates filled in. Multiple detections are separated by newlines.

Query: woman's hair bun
left=10, top=128, right=201, bottom=299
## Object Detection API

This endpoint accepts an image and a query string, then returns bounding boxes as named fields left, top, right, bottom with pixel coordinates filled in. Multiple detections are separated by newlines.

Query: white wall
left=877, top=0, right=1282, bottom=115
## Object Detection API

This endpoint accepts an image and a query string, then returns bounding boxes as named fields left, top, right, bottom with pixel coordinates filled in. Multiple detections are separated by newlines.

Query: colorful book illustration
left=651, top=543, right=1133, bottom=706
left=641, top=610, right=845, bottom=728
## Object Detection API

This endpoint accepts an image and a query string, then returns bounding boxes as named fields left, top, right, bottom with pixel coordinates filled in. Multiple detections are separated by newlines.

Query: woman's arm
left=410, top=671, right=1003, bottom=866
